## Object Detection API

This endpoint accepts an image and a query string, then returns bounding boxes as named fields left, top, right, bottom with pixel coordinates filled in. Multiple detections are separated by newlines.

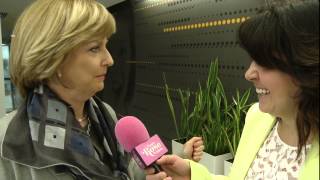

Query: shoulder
left=0, top=111, right=16, bottom=125
left=246, top=103, right=263, bottom=118
left=300, top=139, right=319, bottom=179
left=245, top=103, right=274, bottom=125
left=240, top=103, right=276, bottom=140
left=101, top=102, right=117, bottom=122
left=90, top=98, right=118, bottom=122
left=0, top=111, right=17, bottom=144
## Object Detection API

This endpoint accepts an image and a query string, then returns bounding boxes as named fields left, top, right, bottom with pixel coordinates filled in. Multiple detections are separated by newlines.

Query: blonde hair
left=10, top=0, right=116, bottom=97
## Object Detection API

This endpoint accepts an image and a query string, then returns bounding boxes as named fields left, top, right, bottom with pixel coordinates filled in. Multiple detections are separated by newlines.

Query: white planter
left=224, top=158, right=233, bottom=176
left=171, top=139, right=185, bottom=155
left=172, top=139, right=233, bottom=175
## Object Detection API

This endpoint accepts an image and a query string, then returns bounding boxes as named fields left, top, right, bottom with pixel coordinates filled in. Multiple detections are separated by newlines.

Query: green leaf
left=163, top=73, right=180, bottom=138
left=222, top=127, right=234, bottom=156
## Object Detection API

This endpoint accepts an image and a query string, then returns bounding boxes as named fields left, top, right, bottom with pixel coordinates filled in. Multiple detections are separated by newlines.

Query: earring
left=57, top=72, right=62, bottom=78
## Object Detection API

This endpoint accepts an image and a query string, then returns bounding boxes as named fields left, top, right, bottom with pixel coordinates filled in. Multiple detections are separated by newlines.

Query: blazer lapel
left=230, top=103, right=276, bottom=179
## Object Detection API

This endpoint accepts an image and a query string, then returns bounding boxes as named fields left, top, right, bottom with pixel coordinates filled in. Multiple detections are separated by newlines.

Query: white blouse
left=245, top=122, right=311, bottom=180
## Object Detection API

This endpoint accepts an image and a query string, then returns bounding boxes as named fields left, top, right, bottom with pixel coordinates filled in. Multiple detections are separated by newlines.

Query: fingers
left=193, top=151, right=204, bottom=157
left=194, top=145, right=205, bottom=153
left=192, top=143, right=204, bottom=162
left=192, top=149, right=203, bottom=162
left=186, top=137, right=204, bottom=151
left=192, top=155, right=202, bottom=162
left=145, top=168, right=171, bottom=180
left=145, top=167, right=156, bottom=175
left=193, top=139, right=204, bottom=148
left=146, top=172, right=170, bottom=180
left=157, top=155, right=180, bottom=165
left=190, top=138, right=204, bottom=161
left=185, top=137, right=202, bottom=146
left=154, top=172, right=167, bottom=179
left=183, top=137, right=203, bottom=159
left=164, top=177, right=173, bottom=180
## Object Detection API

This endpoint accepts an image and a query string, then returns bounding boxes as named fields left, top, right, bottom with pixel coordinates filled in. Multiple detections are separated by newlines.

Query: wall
left=128, top=0, right=265, bottom=146
left=0, top=17, right=5, bottom=117
left=97, top=1, right=136, bottom=117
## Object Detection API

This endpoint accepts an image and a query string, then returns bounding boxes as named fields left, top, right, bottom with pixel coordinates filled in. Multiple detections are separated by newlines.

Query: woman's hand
left=183, top=137, right=204, bottom=162
left=145, top=155, right=191, bottom=180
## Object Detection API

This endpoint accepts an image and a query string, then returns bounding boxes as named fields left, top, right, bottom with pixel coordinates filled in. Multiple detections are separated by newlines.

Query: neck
left=277, top=111, right=299, bottom=146
left=278, top=116, right=297, bottom=129
left=47, top=82, right=89, bottom=119
left=277, top=111, right=314, bottom=146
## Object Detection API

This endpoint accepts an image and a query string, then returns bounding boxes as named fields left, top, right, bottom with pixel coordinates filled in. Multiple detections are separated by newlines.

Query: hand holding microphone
left=115, top=116, right=168, bottom=173
left=145, top=155, right=191, bottom=180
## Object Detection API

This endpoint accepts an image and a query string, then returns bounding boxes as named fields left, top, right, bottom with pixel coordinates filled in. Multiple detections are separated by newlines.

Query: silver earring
left=58, top=72, right=62, bottom=78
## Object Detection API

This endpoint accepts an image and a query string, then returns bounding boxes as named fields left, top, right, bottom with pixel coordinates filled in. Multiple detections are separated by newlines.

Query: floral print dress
left=245, top=122, right=311, bottom=180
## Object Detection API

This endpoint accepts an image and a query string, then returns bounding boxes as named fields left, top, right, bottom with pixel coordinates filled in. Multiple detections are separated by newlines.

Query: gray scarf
left=2, top=85, right=130, bottom=180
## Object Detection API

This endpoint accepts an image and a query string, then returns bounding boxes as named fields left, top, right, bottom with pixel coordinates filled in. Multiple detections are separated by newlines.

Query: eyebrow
left=88, top=39, right=108, bottom=45
left=87, top=40, right=100, bottom=44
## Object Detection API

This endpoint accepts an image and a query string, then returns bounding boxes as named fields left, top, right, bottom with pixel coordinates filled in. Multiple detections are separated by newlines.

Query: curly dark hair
left=238, top=0, right=319, bottom=157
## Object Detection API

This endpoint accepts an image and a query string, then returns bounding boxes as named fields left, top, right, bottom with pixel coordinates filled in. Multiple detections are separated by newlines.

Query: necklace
left=76, top=115, right=87, bottom=123
left=75, top=115, right=91, bottom=136
left=75, top=114, right=90, bottom=135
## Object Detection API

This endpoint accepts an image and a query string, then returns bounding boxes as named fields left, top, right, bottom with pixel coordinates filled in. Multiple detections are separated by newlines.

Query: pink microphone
left=115, top=116, right=168, bottom=172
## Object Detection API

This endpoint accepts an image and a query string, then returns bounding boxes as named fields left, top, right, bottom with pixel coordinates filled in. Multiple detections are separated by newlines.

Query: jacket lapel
left=230, top=103, right=276, bottom=179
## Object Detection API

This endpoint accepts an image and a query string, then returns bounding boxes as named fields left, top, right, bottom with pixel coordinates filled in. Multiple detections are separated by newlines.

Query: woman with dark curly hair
left=145, top=1, right=319, bottom=180
left=0, top=0, right=204, bottom=179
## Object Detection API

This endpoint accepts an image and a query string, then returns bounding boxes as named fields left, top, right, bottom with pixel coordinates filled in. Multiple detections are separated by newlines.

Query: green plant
left=222, top=89, right=252, bottom=156
left=164, top=58, right=253, bottom=156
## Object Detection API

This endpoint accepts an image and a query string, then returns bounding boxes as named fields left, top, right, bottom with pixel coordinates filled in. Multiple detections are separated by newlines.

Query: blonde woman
left=0, top=0, right=203, bottom=179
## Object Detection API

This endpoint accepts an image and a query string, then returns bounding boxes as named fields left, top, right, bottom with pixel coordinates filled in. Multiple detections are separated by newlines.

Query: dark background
left=98, top=0, right=265, bottom=149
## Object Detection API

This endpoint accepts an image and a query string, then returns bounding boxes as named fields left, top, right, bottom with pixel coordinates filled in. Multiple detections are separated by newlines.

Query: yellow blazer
left=190, top=103, right=319, bottom=180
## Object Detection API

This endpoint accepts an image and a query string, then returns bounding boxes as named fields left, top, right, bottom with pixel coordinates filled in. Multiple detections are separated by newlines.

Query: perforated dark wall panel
left=128, top=0, right=265, bottom=146
left=98, top=1, right=135, bottom=116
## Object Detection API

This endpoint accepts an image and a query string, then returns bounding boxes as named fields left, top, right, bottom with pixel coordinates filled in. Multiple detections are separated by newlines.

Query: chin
left=258, top=96, right=271, bottom=113
left=259, top=104, right=277, bottom=118
left=89, top=86, right=104, bottom=96
left=96, top=84, right=104, bottom=92
left=258, top=102, right=270, bottom=114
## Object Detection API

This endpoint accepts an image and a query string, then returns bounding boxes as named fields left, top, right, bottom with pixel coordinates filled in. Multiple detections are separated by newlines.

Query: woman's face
left=245, top=61, right=300, bottom=118
left=58, top=38, right=113, bottom=96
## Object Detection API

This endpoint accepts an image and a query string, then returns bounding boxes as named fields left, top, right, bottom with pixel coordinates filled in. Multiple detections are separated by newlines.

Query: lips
left=96, top=73, right=106, bottom=78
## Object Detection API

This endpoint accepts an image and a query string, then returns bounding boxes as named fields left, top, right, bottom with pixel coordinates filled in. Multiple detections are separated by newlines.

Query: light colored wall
left=0, top=18, right=5, bottom=117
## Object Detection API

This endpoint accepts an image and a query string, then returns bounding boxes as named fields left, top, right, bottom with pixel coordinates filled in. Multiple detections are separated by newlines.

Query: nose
left=245, top=61, right=258, bottom=82
left=102, top=48, right=114, bottom=67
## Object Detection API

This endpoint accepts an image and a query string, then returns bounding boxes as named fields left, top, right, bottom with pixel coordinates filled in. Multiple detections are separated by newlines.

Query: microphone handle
left=151, top=163, right=162, bottom=173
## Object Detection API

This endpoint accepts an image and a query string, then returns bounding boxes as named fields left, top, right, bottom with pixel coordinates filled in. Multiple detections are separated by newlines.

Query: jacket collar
left=230, top=103, right=276, bottom=179
left=230, top=103, right=319, bottom=180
